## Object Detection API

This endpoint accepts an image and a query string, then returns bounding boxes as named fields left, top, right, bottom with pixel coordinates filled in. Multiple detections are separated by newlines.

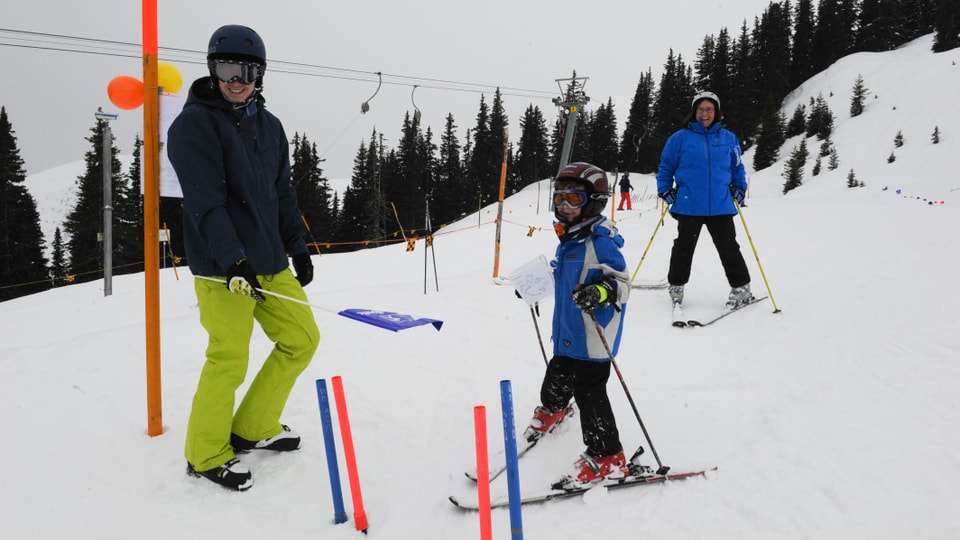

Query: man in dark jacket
left=168, top=25, right=319, bottom=492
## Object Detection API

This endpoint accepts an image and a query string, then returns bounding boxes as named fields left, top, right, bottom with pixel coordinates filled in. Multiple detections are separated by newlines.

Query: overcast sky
left=2, top=0, right=774, bottom=179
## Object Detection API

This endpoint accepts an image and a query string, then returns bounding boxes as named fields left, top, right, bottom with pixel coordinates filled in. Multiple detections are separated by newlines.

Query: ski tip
left=464, top=471, right=478, bottom=482
left=672, top=321, right=687, bottom=328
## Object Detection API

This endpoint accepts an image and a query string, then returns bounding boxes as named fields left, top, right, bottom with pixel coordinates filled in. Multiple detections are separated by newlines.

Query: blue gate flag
left=338, top=309, right=443, bottom=332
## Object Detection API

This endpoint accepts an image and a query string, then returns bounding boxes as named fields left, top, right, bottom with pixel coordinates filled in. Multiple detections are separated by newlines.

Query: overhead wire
left=0, top=27, right=557, bottom=100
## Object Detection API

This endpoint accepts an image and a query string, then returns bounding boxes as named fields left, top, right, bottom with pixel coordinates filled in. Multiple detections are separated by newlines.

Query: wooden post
left=142, top=0, right=163, bottom=437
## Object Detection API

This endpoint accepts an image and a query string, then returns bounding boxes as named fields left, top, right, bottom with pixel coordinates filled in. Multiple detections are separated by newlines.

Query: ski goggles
left=553, top=189, right=590, bottom=209
left=211, top=60, right=263, bottom=85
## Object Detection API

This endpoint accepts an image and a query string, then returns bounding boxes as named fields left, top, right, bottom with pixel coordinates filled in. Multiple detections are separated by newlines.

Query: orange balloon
left=108, top=75, right=144, bottom=110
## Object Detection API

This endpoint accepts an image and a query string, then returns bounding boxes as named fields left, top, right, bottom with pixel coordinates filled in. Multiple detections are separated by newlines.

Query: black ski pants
left=667, top=213, right=750, bottom=288
left=541, top=354, right=622, bottom=458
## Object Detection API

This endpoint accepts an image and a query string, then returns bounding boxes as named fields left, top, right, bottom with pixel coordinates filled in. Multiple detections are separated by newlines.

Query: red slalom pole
left=474, top=406, right=493, bottom=540
left=331, top=376, right=368, bottom=533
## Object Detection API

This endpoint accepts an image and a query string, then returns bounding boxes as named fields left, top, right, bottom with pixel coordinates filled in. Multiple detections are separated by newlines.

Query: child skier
left=523, top=162, right=636, bottom=488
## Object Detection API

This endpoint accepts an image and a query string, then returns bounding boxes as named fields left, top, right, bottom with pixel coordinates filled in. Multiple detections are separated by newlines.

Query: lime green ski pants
left=185, top=269, right=319, bottom=471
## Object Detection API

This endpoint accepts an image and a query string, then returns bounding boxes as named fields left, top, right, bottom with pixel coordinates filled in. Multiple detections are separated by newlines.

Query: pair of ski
left=452, top=411, right=714, bottom=510
left=450, top=466, right=716, bottom=510
left=672, top=295, right=768, bottom=328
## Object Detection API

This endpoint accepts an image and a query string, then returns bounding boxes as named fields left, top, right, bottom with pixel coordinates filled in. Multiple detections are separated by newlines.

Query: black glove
left=659, top=188, right=677, bottom=205
left=730, top=184, right=746, bottom=205
left=292, top=252, right=314, bottom=287
left=571, top=281, right=615, bottom=312
left=225, top=259, right=266, bottom=303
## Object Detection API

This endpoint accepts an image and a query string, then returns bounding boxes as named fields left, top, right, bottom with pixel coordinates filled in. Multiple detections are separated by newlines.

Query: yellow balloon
left=158, top=62, right=183, bottom=94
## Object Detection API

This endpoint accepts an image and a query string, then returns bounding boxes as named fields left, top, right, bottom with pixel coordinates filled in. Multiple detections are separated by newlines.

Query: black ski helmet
left=554, top=162, right=610, bottom=220
left=206, top=25, right=266, bottom=86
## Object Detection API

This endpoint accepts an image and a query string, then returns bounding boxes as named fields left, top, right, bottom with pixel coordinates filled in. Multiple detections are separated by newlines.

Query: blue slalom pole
left=316, top=379, right=348, bottom=524
left=500, top=380, right=524, bottom=540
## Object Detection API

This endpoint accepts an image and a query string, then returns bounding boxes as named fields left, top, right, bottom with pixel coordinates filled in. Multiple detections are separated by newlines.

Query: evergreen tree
left=337, top=133, right=380, bottom=250
left=620, top=70, right=656, bottom=173
left=389, top=112, right=427, bottom=235
left=486, top=88, right=509, bottom=201
left=727, top=21, right=760, bottom=147
left=0, top=106, right=49, bottom=301
left=708, top=28, right=735, bottom=110
left=933, top=0, right=960, bottom=52
left=782, top=138, right=809, bottom=194
left=646, top=50, right=695, bottom=171
left=753, top=2, right=793, bottom=104
left=419, top=127, right=439, bottom=225
left=828, top=147, right=840, bottom=170
left=931, top=126, right=941, bottom=144
left=63, top=118, right=123, bottom=284
left=113, top=135, right=142, bottom=274
left=894, top=130, right=904, bottom=147
left=467, top=94, right=493, bottom=207
left=887, top=150, right=896, bottom=163
left=571, top=109, right=592, bottom=164
left=434, top=114, right=466, bottom=225
left=752, top=95, right=786, bottom=171
left=587, top=98, right=619, bottom=172
left=786, top=104, right=807, bottom=137
left=856, top=0, right=904, bottom=52
left=515, top=105, right=552, bottom=189
left=901, top=0, right=938, bottom=45
left=694, top=34, right=716, bottom=90
left=846, top=168, right=859, bottom=187
left=811, top=0, right=859, bottom=74
left=50, top=227, right=67, bottom=287
left=850, top=74, right=869, bottom=117
left=791, top=0, right=818, bottom=87
left=806, top=94, right=835, bottom=140
left=812, top=155, right=823, bottom=176
left=291, top=133, right=334, bottom=252
left=819, top=136, right=833, bottom=157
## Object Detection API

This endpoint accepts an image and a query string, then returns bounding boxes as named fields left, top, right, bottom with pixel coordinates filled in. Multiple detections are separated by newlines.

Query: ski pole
left=734, top=200, right=781, bottom=313
left=629, top=203, right=671, bottom=284
left=196, top=275, right=340, bottom=315
left=529, top=304, right=549, bottom=367
left=588, top=312, right=669, bottom=475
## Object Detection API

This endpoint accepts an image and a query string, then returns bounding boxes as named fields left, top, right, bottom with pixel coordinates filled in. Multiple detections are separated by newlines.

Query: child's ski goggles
left=553, top=189, right=589, bottom=209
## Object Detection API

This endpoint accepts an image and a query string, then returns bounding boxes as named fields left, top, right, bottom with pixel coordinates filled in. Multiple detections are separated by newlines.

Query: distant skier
left=657, top=91, right=753, bottom=308
left=522, top=162, right=635, bottom=488
left=617, top=172, right=634, bottom=210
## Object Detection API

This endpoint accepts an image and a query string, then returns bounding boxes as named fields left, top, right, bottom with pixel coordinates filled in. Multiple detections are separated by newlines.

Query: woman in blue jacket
left=656, top=91, right=752, bottom=308
left=522, top=162, right=635, bottom=488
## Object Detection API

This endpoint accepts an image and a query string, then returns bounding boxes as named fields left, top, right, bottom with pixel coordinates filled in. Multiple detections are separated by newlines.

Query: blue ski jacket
left=551, top=217, right=630, bottom=362
left=168, top=77, right=307, bottom=276
left=656, top=121, right=747, bottom=217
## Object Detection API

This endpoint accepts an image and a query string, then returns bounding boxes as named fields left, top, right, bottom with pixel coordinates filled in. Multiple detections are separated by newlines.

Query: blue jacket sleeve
left=656, top=132, right=680, bottom=194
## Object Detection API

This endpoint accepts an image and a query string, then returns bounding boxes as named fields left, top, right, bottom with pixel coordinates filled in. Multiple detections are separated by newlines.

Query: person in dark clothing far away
left=617, top=172, right=634, bottom=210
